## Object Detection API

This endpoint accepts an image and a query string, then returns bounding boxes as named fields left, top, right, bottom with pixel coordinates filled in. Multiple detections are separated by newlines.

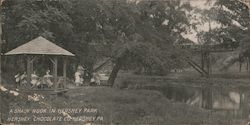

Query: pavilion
left=5, top=36, right=75, bottom=90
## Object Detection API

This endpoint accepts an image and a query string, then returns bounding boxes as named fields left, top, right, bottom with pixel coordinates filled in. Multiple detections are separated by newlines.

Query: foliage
left=197, top=0, right=250, bottom=50
left=2, top=0, right=194, bottom=85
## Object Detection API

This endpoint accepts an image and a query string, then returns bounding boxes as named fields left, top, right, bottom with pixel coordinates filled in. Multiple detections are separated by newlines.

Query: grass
left=2, top=86, right=246, bottom=125
left=60, top=87, right=247, bottom=125
left=1, top=70, right=249, bottom=125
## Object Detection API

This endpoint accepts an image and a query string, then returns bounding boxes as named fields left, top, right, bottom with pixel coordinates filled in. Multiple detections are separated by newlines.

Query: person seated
left=31, top=71, right=41, bottom=89
left=14, top=72, right=21, bottom=87
left=20, top=72, right=27, bottom=87
left=56, top=77, right=65, bottom=88
left=43, top=70, right=53, bottom=88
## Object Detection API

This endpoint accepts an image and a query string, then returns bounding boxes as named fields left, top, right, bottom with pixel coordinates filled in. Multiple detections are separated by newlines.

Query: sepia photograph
left=0, top=0, right=250, bottom=125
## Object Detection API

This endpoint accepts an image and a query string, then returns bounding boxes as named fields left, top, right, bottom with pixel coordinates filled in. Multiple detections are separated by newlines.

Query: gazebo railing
left=19, top=76, right=72, bottom=90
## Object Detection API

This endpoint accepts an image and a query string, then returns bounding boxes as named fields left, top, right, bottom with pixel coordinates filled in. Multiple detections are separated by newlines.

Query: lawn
left=1, top=69, right=249, bottom=125
left=1, top=85, right=247, bottom=125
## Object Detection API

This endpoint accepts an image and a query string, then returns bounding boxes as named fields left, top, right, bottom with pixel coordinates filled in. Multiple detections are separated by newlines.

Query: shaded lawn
left=53, top=87, right=244, bottom=125
left=1, top=86, right=247, bottom=125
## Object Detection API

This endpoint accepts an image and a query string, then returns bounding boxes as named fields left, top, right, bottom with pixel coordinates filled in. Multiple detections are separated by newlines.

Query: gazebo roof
left=5, top=36, right=75, bottom=56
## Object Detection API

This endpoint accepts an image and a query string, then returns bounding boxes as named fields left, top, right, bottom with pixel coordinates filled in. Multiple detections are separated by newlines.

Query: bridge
left=93, top=43, right=241, bottom=78
left=175, top=43, right=240, bottom=77
left=175, top=43, right=239, bottom=53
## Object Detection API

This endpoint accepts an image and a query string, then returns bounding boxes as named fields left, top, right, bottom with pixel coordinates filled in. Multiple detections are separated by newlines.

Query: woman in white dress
left=43, top=70, right=53, bottom=88
left=75, top=70, right=82, bottom=86
left=31, top=71, right=41, bottom=88
left=75, top=65, right=85, bottom=86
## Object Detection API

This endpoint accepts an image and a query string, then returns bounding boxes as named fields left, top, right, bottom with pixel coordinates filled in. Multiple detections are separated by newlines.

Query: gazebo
left=5, top=36, right=75, bottom=90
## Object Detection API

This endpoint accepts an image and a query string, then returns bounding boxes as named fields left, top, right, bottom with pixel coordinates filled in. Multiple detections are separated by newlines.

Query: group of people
left=15, top=70, right=54, bottom=89
left=30, top=70, right=54, bottom=88
left=74, top=65, right=101, bottom=86
left=15, top=65, right=102, bottom=88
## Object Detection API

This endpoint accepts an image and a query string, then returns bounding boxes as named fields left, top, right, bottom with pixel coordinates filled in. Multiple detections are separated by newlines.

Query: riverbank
left=1, top=85, right=247, bottom=125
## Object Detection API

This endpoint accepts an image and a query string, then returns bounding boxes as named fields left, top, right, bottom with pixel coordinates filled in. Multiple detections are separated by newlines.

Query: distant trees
left=2, top=0, right=73, bottom=50
left=198, top=0, right=250, bottom=48
left=191, top=0, right=250, bottom=72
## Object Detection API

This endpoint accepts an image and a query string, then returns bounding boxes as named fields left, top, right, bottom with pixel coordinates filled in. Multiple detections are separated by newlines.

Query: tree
left=2, top=0, right=76, bottom=74
left=2, top=0, right=193, bottom=86
left=194, top=0, right=250, bottom=71
left=98, top=0, right=193, bottom=86
left=198, top=0, right=250, bottom=48
left=3, top=0, right=73, bottom=48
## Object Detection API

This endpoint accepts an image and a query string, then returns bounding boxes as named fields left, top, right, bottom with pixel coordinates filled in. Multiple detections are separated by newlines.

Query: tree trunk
left=108, top=58, right=122, bottom=87
left=239, top=61, right=242, bottom=72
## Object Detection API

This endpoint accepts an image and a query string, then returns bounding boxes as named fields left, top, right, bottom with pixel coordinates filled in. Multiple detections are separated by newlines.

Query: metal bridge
left=176, top=43, right=240, bottom=77
left=176, top=43, right=239, bottom=53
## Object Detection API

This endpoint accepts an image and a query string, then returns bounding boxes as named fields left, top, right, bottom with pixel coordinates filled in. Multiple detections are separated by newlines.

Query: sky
left=182, top=0, right=216, bottom=43
left=184, top=0, right=249, bottom=43
left=187, top=0, right=214, bottom=9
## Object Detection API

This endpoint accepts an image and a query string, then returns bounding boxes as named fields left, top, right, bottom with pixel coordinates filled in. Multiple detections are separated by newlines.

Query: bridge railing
left=175, top=43, right=239, bottom=52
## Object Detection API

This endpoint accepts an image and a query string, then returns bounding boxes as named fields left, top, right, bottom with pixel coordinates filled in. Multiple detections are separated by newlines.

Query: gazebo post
left=5, top=36, right=75, bottom=91
left=27, top=56, right=31, bottom=84
left=53, top=57, right=58, bottom=90
left=31, top=57, right=34, bottom=74
left=63, top=57, right=67, bottom=87
left=31, top=62, right=33, bottom=74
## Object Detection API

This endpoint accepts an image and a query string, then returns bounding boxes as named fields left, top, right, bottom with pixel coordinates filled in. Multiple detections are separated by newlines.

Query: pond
left=127, top=78, right=250, bottom=118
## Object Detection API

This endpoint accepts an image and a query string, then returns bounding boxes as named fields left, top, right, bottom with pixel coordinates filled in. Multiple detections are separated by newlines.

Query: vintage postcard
left=0, top=0, right=250, bottom=125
